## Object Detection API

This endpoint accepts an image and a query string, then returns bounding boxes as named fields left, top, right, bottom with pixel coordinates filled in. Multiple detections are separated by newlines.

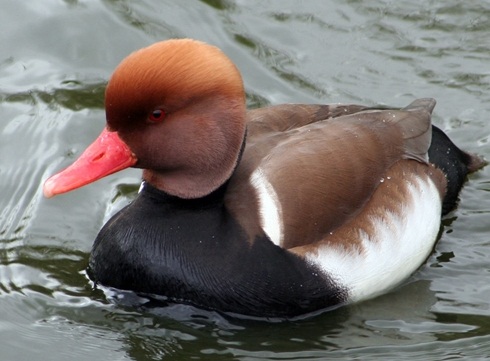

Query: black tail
left=429, top=125, right=486, bottom=215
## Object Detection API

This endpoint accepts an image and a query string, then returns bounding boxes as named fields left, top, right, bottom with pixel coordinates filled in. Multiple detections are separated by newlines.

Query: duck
left=43, top=39, right=485, bottom=318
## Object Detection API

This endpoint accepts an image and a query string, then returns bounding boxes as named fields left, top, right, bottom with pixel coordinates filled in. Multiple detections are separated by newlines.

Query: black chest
left=88, top=184, right=346, bottom=317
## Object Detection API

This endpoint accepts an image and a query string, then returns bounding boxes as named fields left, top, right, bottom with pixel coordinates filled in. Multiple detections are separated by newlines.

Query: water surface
left=1, top=0, right=490, bottom=360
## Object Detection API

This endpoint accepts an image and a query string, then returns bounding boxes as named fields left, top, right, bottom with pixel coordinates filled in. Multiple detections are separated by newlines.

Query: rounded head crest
left=105, top=39, right=245, bottom=130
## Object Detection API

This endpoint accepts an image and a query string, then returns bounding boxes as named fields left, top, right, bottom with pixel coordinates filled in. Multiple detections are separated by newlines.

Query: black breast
left=87, top=183, right=347, bottom=318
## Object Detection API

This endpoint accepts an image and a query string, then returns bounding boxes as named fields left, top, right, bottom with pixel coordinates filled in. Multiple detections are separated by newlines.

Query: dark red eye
left=148, top=109, right=166, bottom=123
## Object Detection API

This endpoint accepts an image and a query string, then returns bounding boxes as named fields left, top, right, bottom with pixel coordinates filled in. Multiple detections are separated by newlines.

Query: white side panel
left=306, top=177, right=442, bottom=302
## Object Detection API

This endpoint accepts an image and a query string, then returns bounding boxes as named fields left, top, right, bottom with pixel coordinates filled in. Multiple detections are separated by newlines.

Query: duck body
left=44, top=39, right=485, bottom=318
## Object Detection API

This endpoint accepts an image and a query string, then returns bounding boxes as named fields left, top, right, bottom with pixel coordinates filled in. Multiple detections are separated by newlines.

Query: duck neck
left=140, top=179, right=230, bottom=209
left=142, top=127, right=247, bottom=200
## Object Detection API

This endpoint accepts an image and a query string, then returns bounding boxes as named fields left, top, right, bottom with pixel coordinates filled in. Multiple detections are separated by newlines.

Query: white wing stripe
left=250, top=168, right=283, bottom=246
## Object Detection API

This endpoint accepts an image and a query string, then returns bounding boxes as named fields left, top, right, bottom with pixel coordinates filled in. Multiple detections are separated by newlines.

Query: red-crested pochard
left=44, top=39, right=485, bottom=318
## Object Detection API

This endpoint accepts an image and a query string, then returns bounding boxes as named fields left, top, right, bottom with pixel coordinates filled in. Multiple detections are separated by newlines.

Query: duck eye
left=148, top=109, right=166, bottom=123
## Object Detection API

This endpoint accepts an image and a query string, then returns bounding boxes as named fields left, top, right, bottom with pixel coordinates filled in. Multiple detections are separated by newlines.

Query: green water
left=1, top=0, right=490, bottom=360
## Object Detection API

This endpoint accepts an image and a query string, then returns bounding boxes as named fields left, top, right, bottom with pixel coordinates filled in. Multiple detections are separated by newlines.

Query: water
left=1, top=0, right=490, bottom=360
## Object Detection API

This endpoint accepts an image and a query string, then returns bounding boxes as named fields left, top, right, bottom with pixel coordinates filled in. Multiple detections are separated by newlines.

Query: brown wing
left=226, top=99, right=438, bottom=248
left=246, top=103, right=369, bottom=136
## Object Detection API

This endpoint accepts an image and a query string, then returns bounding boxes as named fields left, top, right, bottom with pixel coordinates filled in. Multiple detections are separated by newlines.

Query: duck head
left=44, top=39, right=247, bottom=199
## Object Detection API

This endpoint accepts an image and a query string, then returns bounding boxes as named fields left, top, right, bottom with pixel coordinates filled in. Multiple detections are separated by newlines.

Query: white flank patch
left=306, top=177, right=442, bottom=303
left=250, top=167, right=283, bottom=246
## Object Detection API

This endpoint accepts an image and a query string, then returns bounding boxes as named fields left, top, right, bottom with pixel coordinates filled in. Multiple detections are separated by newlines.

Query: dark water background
left=1, top=1, right=490, bottom=360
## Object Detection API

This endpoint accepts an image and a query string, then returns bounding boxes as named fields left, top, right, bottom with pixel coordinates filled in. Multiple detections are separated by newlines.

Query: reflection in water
left=1, top=82, right=106, bottom=111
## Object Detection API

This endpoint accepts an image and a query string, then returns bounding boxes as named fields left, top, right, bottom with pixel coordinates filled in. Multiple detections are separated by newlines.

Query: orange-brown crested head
left=105, top=38, right=245, bottom=131
left=103, top=39, right=247, bottom=198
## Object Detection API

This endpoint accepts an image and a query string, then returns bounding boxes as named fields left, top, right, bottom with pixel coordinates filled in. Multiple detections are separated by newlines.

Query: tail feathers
left=465, top=151, right=487, bottom=174
left=429, top=125, right=486, bottom=215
